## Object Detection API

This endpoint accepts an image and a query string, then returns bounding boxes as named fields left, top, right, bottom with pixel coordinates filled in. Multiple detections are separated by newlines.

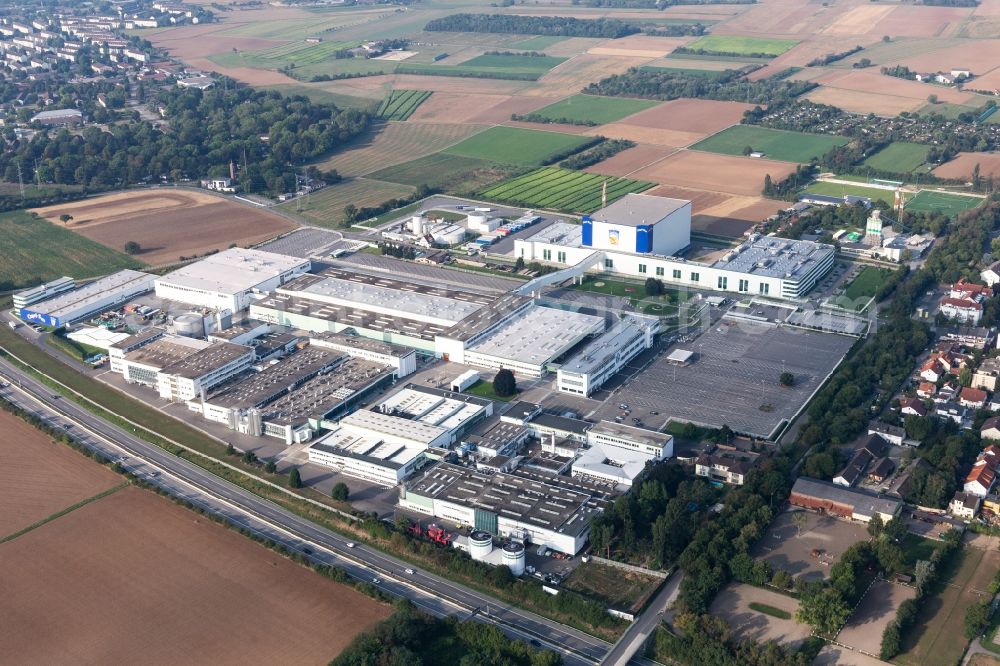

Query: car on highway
left=372, top=576, right=381, bottom=584
left=404, top=568, right=414, bottom=575
left=346, top=542, right=355, bottom=548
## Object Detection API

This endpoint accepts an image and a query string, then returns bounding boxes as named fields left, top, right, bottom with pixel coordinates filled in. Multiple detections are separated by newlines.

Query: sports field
left=443, top=126, right=593, bottom=166
left=683, top=35, right=798, bottom=57
left=398, top=53, right=565, bottom=81
left=802, top=180, right=896, bottom=205
left=905, top=190, right=984, bottom=215
left=692, top=126, right=849, bottom=163
left=479, top=167, right=655, bottom=213
left=862, top=142, right=930, bottom=173
left=530, top=94, right=659, bottom=125
left=376, top=90, right=431, bottom=120
left=0, top=209, right=142, bottom=291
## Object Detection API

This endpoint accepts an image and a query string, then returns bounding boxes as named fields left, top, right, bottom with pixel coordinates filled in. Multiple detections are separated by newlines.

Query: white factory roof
left=377, top=385, right=488, bottom=432
left=523, top=222, right=583, bottom=247
left=573, top=441, right=651, bottom=485
left=27, top=269, right=153, bottom=318
left=32, top=108, right=82, bottom=120
left=156, top=248, right=308, bottom=295
left=297, top=274, right=483, bottom=326
left=468, top=305, right=605, bottom=368
left=591, top=193, right=689, bottom=227
left=339, top=409, right=446, bottom=446
left=559, top=316, right=654, bottom=376
left=712, top=236, right=834, bottom=280
left=66, top=326, right=131, bottom=350
left=310, top=428, right=425, bottom=471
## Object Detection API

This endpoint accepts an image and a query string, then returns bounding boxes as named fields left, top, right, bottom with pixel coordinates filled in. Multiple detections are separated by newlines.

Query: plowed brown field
left=933, top=151, right=1000, bottom=179
left=631, top=151, right=798, bottom=196
left=33, top=190, right=295, bottom=266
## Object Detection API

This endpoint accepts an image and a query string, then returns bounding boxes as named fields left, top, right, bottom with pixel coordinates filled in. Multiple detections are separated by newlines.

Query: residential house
left=919, top=358, right=946, bottom=383
left=950, top=279, right=991, bottom=301
left=940, top=297, right=984, bottom=325
left=950, top=491, right=982, bottom=520
left=917, top=382, right=937, bottom=399
left=982, top=416, right=1000, bottom=441
left=982, top=261, right=1000, bottom=287
left=868, top=421, right=905, bottom=446
left=900, top=397, right=928, bottom=417
left=834, top=435, right=889, bottom=487
left=939, top=325, right=996, bottom=349
left=960, top=387, right=989, bottom=409
left=867, top=457, right=896, bottom=483
left=982, top=493, right=1000, bottom=519
left=974, top=357, right=1000, bottom=392
left=694, top=450, right=757, bottom=486
left=936, top=404, right=967, bottom=425
left=965, top=460, right=997, bottom=497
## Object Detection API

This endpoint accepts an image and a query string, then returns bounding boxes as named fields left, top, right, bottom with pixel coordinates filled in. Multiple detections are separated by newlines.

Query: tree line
left=425, top=13, right=642, bottom=38
left=583, top=67, right=816, bottom=105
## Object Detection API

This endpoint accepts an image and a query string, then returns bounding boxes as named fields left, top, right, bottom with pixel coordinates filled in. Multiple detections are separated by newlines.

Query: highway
left=0, top=358, right=617, bottom=665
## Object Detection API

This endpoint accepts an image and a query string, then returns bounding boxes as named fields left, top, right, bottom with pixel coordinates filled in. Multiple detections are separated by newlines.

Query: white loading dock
left=154, top=248, right=310, bottom=313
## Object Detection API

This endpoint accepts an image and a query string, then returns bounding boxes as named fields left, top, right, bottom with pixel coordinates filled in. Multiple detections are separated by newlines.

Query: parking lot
left=597, top=317, right=855, bottom=438
left=751, top=510, right=870, bottom=582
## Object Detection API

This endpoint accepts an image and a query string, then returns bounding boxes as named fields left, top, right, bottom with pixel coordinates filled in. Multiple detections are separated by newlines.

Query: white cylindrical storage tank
left=502, top=542, right=526, bottom=576
left=467, top=213, right=487, bottom=231
left=469, top=530, right=493, bottom=561
left=437, top=225, right=466, bottom=246
left=411, top=215, right=425, bottom=235
left=173, top=312, right=205, bottom=338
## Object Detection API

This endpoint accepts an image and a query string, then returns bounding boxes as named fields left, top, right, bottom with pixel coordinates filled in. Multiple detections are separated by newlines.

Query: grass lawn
left=281, top=178, right=415, bottom=228
left=571, top=276, right=685, bottom=315
left=843, top=266, right=891, bottom=300
left=863, top=142, right=930, bottom=173
left=899, top=533, right=944, bottom=573
left=562, top=561, right=663, bottom=613
left=684, top=35, right=798, bottom=57
left=465, top=379, right=517, bottom=402
left=0, top=209, right=143, bottom=291
left=802, top=180, right=896, bottom=205
left=906, top=190, right=984, bottom=216
left=443, top=126, right=593, bottom=166
left=749, top=602, right=792, bottom=620
left=531, top=94, right=659, bottom=124
left=692, top=125, right=848, bottom=163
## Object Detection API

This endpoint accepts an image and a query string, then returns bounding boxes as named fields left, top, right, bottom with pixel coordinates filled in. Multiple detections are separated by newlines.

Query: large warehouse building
left=556, top=315, right=658, bottom=395
left=155, top=248, right=310, bottom=313
left=18, top=270, right=155, bottom=328
left=515, top=194, right=835, bottom=300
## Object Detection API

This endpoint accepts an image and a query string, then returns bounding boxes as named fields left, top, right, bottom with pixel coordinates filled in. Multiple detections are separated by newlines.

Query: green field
left=571, top=275, right=686, bottom=315
left=562, top=561, right=662, bottom=612
left=480, top=167, right=655, bottom=213
left=397, top=52, right=565, bottom=81
left=443, top=126, right=593, bottom=166
left=905, top=190, right=984, bottom=215
left=802, top=180, right=896, bottom=205
left=213, top=48, right=396, bottom=79
left=862, top=142, right=931, bottom=173
left=0, top=210, right=143, bottom=291
left=530, top=94, right=659, bottom=124
left=511, top=35, right=567, bottom=50
left=260, top=84, right=376, bottom=110
left=376, top=90, right=431, bottom=121
left=370, top=152, right=522, bottom=193
left=639, top=65, right=728, bottom=79
left=692, top=126, right=849, bottom=163
left=280, top=177, right=415, bottom=228
left=683, top=35, right=798, bottom=57
left=832, top=266, right=891, bottom=310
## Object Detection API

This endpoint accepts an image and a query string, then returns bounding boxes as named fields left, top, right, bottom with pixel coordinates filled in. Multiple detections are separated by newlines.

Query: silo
left=469, top=530, right=494, bottom=561
left=411, top=215, right=425, bottom=235
left=173, top=312, right=205, bottom=338
left=501, top=542, right=526, bottom=576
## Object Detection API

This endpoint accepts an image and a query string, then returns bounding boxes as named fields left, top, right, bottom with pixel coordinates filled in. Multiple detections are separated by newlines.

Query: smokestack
left=602, top=180, right=607, bottom=209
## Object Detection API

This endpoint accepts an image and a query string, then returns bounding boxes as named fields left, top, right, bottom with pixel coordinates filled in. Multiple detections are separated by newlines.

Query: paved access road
left=0, top=358, right=616, bottom=666
left=601, top=571, right=683, bottom=666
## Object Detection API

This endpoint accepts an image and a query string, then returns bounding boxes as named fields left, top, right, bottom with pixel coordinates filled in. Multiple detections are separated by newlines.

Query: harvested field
left=313, top=122, right=487, bottom=177
left=0, top=410, right=120, bottom=539
left=694, top=196, right=786, bottom=238
left=586, top=123, right=702, bottom=148
left=148, top=21, right=287, bottom=59
left=643, top=184, right=729, bottom=211
left=875, top=5, right=972, bottom=38
left=712, top=0, right=850, bottom=37
left=644, top=56, right=755, bottom=71
left=966, top=66, right=1000, bottom=92
left=683, top=35, right=797, bottom=57
left=528, top=54, right=650, bottom=97
left=32, top=190, right=295, bottom=266
left=286, top=178, right=415, bottom=228
left=710, top=583, right=810, bottom=647
left=0, top=486, right=389, bottom=664
left=892, top=39, right=1000, bottom=76
left=585, top=144, right=678, bottom=177
left=408, top=94, right=556, bottom=125
left=370, top=153, right=519, bottom=194
left=630, top=150, right=798, bottom=196
left=587, top=35, right=692, bottom=58
left=837, top=580, right=916, bottom=656
left=812, top=69, right=977, bottom=105
left=933, top=151, right=1000, bottom=180
left=0, top=210, right=142, bottom=291
left=806, top=86, right=924, bottom=116
left=821, top=4, right=896, bottom=36
left=611, top=98, right=753, bottom=134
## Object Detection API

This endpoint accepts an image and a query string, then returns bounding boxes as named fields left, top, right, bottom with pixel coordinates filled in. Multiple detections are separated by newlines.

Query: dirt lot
left=587, top=35, right=692, bottom=58
left=709, top=583, right=810, bottom=647
left=0, top=486, right=389, bottom=664
left=630, top=150, right=798, bottom=196
left=585, top=144, right=678, bottom=176
left=694, top=196, right=786, bottom=238
left=32, top=190, right=295, bottom=266
left=751, top=510, right=870, bottom=582
left=837, top=580, right=916, bottom=656
left=0, top=410, right=121, bottom=538
left=933, top=151, right=1000, bottom=179
left=814, top=644, right=889, bottom=666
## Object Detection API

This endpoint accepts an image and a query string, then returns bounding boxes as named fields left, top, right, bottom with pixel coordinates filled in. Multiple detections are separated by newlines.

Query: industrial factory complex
left=10, top=190, right=855, bottom=562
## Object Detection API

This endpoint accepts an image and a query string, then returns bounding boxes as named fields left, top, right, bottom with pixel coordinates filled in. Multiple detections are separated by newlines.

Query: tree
left=880, top=621, right=901, bottom=660
left=644, top=277, right=664, bottom=297
left=959, top=367, right=973, bottom=387
left=242, top=450, right=257, bottom=465
left=883, top=516, right=907, bottom=543
left=803, top=451, right=837, bottom=479
left=332, top=482, right=350, bottom=501
left=715, top=424, right=734, bottom=444
left=772, top=570, right=793, bottom=589
left=124, top=240, right=141, bottom=255
left=59, top=214, right=73, bottom=223
left=742, top=145, right=753, bottom=156
left=264, top=460, right=277, bottom=473
left=965, top=600, right=991, bottom=639
left=796, top=586, right=851, bottom=635
left=514, top=256, right=525, bottom=271
left=779, top=372, right=795, bottom=387
left=493, top=368, right=516, bottom=397
left=792, top=511, right=809, bottom=537
left=868, top=513, right=884, bottom=538
left=914, top=559, right=935, bottom=597
left=928, top=93, right=939, bottom=104
left=226, top=443, right=236, bottom=455
left=289, top=467, right=303, bottom=489
left=883, top=35, right=891, bottom=42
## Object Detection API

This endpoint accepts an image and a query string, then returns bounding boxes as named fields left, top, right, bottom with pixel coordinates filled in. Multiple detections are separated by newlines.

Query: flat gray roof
left=792, top=477, right=902, bottom=518
left=523, top=222, right=583, bottom=248
left=160, top=340, right=252, bottom=379
left=206, top=347, right=343, bottom=409
left=712, top=236, right=834, bottom=280
left=441, top=293, right=533, bottom=343
left=157, top=248, right=308, bottom=295
left=592, top=193, right=689, bottom=227
left=261, top=358, right=392, bottom=426
left=312, top=330, right=414, bottom=358
left=559, top=316, right=652, bottom=377
left=467, top=305, right=605, bottom=368
left=29, top=269, right=153, bottom=318
left=590, top=420, right=669, bottom=449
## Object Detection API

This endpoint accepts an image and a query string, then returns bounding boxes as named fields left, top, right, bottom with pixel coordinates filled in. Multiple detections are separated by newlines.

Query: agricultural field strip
left=482, top=167, right=653, bottom=211
left=377, top=90, right=432, bottom=120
